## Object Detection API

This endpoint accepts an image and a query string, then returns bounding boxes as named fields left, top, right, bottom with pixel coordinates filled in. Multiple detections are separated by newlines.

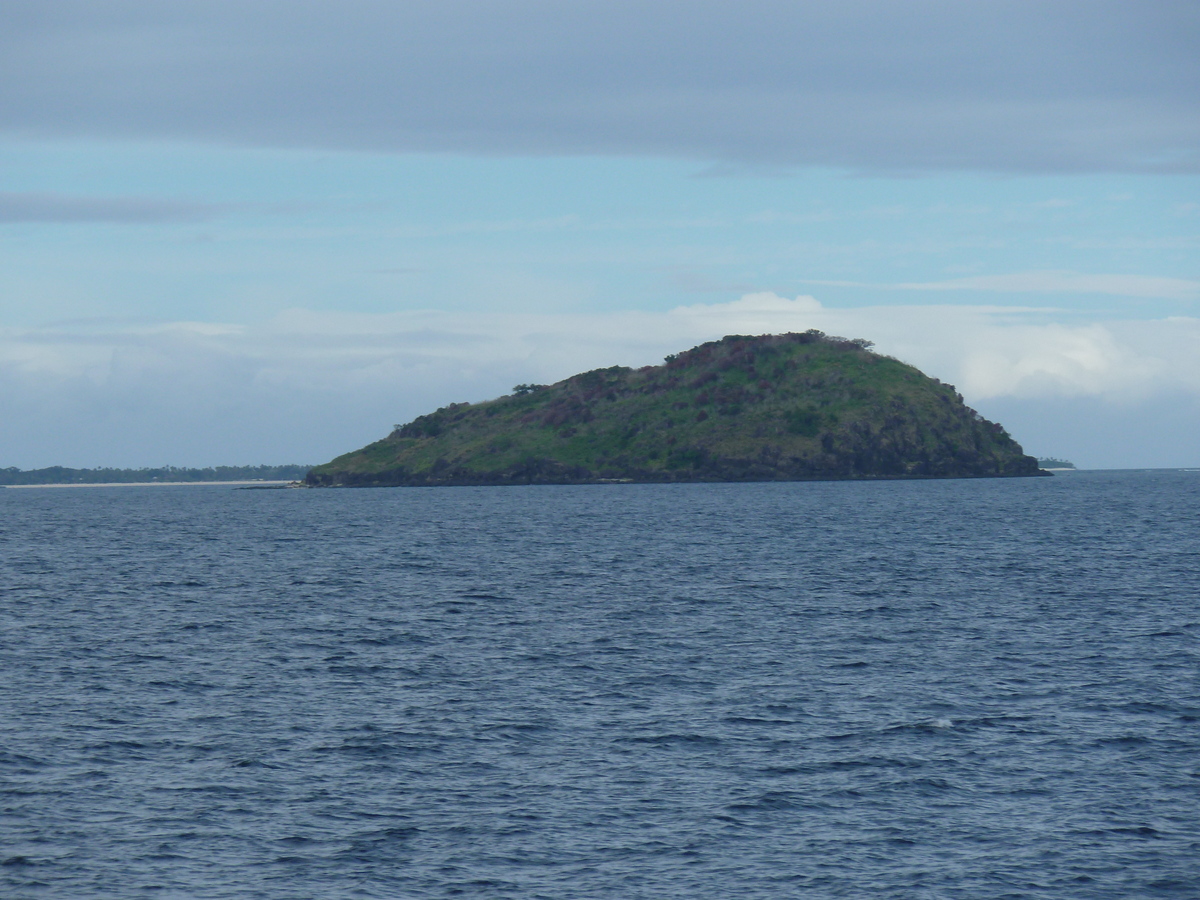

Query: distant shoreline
left=0, top=464, right=312, bottom=486
left=3, top=480, right=298, bottom=489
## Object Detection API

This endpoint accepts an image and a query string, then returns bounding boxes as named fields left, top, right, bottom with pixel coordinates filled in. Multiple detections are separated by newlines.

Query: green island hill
left=307, top=331, right=1045, bottom=487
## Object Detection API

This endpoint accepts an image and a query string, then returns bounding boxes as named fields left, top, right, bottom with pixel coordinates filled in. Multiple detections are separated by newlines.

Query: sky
left=2, top=1, right=1198, bottom=469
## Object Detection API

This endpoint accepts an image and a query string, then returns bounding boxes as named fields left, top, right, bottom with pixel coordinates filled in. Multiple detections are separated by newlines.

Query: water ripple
left=2, top=472, right=1199, bottom=898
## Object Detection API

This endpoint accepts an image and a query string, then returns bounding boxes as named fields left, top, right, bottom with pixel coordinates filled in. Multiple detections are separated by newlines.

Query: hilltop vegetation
left=308, top=332, right=1042, bottom=486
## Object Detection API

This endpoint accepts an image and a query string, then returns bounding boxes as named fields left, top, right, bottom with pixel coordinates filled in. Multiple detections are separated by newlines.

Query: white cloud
left=2, top=295, right=1198, bottom=468
left=666, top=296, right=1200, bottom=402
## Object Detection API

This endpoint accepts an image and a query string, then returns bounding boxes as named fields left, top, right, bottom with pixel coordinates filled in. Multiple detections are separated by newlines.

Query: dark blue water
left=2, top=472, right=1198, bottom=899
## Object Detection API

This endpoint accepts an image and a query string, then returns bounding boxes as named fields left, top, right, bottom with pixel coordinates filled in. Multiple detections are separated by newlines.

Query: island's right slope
left=308, top=331, right=1044, bottom=486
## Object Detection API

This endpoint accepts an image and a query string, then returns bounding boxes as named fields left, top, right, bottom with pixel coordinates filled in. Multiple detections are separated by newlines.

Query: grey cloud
left=0, top=191, right=222, bottom=223
left=1, top=1, right=1197, bottom=172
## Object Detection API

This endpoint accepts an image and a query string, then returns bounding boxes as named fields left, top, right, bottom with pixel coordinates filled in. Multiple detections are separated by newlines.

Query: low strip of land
left=3, top=480, right=299, bottom=489
left=0, top=465, right=311, bottom=486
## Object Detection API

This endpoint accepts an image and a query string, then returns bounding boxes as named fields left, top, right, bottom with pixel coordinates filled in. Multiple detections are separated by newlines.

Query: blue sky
left=2, top=2, right=1198, bottom=468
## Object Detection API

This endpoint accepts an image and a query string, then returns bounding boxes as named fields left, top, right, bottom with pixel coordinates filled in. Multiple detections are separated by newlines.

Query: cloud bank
left=3, top=295, right=1197, bottom=469
left=2, top=1, right=1197, bottom=172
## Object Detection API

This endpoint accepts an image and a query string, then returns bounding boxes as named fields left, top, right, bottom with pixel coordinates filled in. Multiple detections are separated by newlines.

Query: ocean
left=2, top=471, right=1198, bottom=898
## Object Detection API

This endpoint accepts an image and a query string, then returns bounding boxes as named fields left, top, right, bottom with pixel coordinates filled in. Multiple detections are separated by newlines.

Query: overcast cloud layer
left=3, top=0, right=1198, bottom=172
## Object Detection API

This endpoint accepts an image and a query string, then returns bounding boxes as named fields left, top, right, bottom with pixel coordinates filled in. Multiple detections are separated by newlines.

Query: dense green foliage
left=0, top=465, right=311, bottom=485
left=308, top=332, right=1042, bottom=486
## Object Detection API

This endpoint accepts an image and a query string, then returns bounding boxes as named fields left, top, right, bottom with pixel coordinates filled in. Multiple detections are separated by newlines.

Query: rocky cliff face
left=307, top=331, right=1044, bottom=486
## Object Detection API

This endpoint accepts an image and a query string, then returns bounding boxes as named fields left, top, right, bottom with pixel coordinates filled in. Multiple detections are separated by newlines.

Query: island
left=1036, top=458, right=1076, bottom=470
left=307, top=331, right=1045, bottom=487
